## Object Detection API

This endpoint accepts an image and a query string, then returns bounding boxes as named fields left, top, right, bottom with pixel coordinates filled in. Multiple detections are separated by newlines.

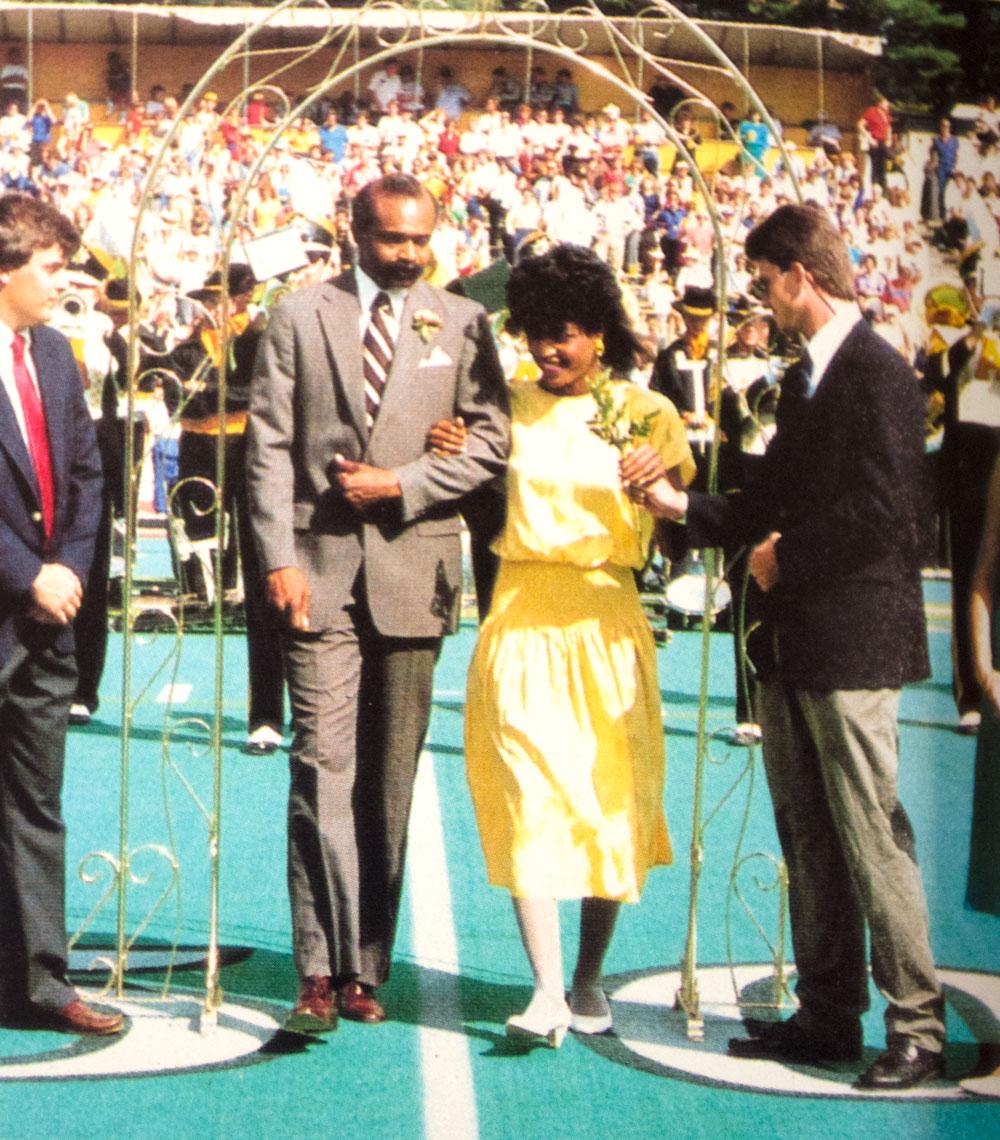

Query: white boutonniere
left=587, top=368, right=657, bottom=452
left=412, top=309, right=442, bottom=344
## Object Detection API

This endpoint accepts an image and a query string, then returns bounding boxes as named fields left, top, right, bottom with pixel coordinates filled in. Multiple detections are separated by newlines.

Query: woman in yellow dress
left=451, top=245, right=695, bottom=1047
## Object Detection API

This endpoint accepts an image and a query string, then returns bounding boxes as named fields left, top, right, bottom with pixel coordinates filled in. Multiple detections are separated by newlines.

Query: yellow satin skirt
left=464, top=559, right=671, bottom=902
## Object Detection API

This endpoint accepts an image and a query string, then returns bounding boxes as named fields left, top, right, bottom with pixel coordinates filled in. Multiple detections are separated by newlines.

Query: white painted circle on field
left=0, top=992, right=282, bottom=1080
left=610, top=964, right=998, bottom=1101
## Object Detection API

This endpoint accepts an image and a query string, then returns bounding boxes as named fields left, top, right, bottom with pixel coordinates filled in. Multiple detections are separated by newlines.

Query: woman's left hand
left=426, top=416, right=467, bottom=456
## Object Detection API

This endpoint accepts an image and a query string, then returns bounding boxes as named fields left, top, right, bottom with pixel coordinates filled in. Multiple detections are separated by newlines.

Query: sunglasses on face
left=749, top=273, right=772, bottom=302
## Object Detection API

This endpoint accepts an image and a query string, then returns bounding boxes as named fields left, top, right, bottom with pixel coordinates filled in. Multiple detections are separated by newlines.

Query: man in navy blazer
left=627, top=204, right=945, bottom=1090
left=0, top=194, right=118, bottom=1035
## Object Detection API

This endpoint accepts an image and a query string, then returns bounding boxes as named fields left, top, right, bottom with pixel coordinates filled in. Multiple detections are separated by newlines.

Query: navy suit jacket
left=687, top=319, right=930, bottom=691
left=0, top=323, right=102, bottom=669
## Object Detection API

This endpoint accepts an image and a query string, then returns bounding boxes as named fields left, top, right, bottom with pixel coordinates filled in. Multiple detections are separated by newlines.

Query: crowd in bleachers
left=0, top=53, right=991, bottom=371
left=0, top=54, right=985, bottom=377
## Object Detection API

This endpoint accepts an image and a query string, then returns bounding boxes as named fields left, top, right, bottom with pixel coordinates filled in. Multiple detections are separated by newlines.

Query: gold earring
left=595, top=335, right=605, bottom=358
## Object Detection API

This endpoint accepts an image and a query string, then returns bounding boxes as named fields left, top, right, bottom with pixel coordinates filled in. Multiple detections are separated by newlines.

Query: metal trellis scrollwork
left=71, top=0, right=801, bottom=1036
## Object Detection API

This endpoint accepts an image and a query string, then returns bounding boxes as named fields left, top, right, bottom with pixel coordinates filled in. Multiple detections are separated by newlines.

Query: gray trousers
left=758, top=680, right=945, bottom=1053
left=283, top=585, right=439, bottom=989
left=0, top=643, right=78, bottom=1016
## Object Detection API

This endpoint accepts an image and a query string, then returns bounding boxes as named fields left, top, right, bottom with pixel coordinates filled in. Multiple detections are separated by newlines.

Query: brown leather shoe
left=337, top=980, right=386, bottom=1024
left=45, top=999, right=125, bottom=1036
left=286, top=975, right=337, bottom=1035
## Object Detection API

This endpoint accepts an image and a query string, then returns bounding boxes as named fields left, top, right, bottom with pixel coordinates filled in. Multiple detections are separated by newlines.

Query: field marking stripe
left=409, top=753, right=478, bottom=1140
left=155, top=682, right=192, bottom=704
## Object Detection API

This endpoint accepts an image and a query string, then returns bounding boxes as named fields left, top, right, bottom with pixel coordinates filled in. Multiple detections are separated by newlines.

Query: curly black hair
left=505, top=243, right=643, bottom=373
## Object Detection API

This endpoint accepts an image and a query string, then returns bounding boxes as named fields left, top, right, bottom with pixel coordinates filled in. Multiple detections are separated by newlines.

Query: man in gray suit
left=247, top=174, right=509, bottom=1031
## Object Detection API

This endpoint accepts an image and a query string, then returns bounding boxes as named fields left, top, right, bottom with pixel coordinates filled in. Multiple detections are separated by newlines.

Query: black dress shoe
left=855, top=1041, right=945, bottom=1090
left=729, top=1016, right=862, bottom=1064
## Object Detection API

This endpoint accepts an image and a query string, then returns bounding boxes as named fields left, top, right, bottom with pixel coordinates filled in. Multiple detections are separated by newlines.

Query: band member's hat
left=727, top=293, right=766, bottom=324
left=187, top=264, right=257, bottom=302
left=675, top=286, right=716, bottom=317
left=98, top=277, right=136, bottom=313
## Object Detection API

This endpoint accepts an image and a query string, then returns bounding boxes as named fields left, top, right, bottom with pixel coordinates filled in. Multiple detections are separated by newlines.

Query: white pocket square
left=418, top=345, right=453, bottom=368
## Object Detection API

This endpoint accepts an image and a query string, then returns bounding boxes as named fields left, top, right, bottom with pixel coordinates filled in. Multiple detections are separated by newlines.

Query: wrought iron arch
left=87, top=0, right=801, bottom=1035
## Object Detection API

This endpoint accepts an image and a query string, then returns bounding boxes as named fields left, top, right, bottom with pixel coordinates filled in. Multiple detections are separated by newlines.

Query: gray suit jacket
left=246, top=271, right=509, bottom=637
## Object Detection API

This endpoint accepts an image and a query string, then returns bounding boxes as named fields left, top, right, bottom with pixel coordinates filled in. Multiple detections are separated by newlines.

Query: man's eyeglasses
left=749, top=272, right=775, bottom=303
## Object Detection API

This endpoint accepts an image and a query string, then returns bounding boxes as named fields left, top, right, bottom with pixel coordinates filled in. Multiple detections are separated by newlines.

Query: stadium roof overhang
left=0, top=3, right=881, bottom=73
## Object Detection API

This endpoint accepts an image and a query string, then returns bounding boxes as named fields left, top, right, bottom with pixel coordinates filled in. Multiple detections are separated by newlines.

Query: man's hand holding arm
left=333, top=455, right=402, bottom=512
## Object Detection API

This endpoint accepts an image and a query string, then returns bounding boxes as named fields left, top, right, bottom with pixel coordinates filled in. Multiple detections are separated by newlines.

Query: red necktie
left=11, top=333, right=55, bottom=539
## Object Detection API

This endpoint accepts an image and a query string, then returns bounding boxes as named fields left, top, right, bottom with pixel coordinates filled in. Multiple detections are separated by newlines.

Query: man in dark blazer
left=0, top=194, right=116, bottom=1035
left=247, top=174, right=509, bottom=1032
left=627, top=204, right=945, bottom=1090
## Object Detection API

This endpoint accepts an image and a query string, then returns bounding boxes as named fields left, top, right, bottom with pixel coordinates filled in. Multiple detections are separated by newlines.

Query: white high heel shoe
left=569, top=989, right=613, bottom=1035
left=505, top=997, right=571, bottom=1049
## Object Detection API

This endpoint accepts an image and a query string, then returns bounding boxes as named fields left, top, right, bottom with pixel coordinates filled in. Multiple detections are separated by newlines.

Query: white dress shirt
left=804, top=298, right=862, bottom=396
left=0, top=320, right=42, bottom=449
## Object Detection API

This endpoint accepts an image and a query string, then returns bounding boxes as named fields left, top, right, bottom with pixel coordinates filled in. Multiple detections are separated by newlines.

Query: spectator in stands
left=807, top=115, right=842, bottom=157
left=0, top=100, right=25, bottom=146
left=319, top=108, right=348, bottom=163
left=434, top=67, right=471, bottom=122
left=974, top=93, right=1000, bottom=154
left=858, top=93, right=893, bottom=194
left=738, top=107, right=771, bottom=177
left=551, top=68, right=579, bottom=117
left=855, top=252, right=889, bottom=307
left=145, top=84, right=167, bottom=118
left=652, top=186, right=688, bottom=275
left=489, top=66, right=521, bottom=113
left=0, top=45, right=28, bottom=113
left=367, top=60, right=402, bottom=117
left=27, top=100, right=55, bottom=167
left=635, top=107, right=667, bottom=175
left=245, top=90, right=272, bottom=127
left=672, top=107, right=702, bottom=163
left=649, top=78, right=684, bottom=119
left=597, top=103, right=631, bottom=160
left=397, top=63, right=425, bottom=116
left=106, top=51, right=131, bottom=113
left=527, top=66, right=554, bottom=111
left=60, top=92, right=91, bottom=157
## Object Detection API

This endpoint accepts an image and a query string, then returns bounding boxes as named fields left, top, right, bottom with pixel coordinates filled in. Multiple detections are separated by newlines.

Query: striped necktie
left=11, top=333, right=55, bottom=539
left=362, top=291, right=398, bottom=429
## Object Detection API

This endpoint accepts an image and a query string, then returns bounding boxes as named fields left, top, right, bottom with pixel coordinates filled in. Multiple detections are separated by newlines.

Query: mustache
left=383, top=263, right=422, bottom=285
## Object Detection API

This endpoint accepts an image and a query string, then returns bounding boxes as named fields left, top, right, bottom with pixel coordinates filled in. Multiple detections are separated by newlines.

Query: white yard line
left=155, top=682, right=192, bottom=704
left=409, top=753, right=479, bottom=1140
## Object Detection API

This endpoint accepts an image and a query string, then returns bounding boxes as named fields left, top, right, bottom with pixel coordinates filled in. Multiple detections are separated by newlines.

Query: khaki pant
left=758, top=680, right=945, bottom=1053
